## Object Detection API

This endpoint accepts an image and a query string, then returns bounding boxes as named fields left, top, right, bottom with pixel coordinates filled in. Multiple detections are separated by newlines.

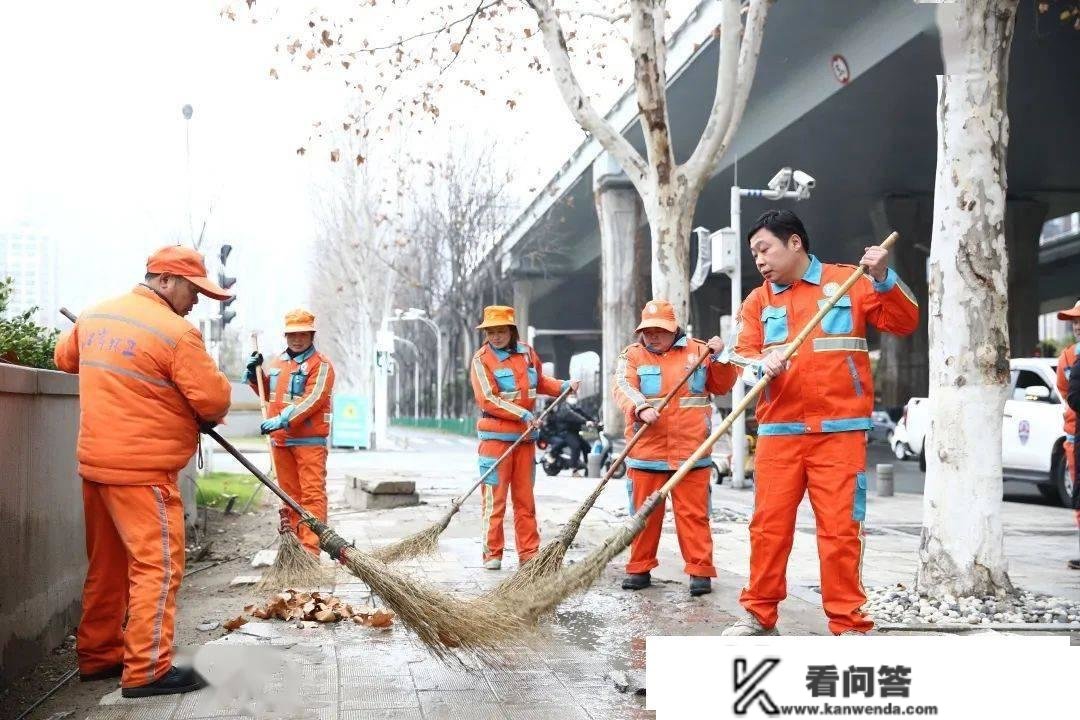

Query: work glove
left=246, top=351, right=264, bottom=371
left=198, top=420, right=218, bottom=434
left=260, top=415, right=287, bottom=434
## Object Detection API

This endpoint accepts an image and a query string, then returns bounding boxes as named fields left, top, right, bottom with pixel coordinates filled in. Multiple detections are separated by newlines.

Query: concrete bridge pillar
left=594, top=153, right=646, bottom=436
left=1005, top=198, right=1048, bottom=357
left=870, top=194, right=932, bottom=407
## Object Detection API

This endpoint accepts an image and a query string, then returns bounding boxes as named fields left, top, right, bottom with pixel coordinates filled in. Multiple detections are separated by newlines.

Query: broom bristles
left=488, top=540, right=566, bottom=599
left=370, top=507, right=455, bottom=564
left=257, top=530, right=330, bottom=591
left=319, top=527, right=532, bottom=661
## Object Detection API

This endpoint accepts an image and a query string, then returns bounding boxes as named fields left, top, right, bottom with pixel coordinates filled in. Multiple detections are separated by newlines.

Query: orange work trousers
left=78, top=480, right=185, bottom=688
left=1066, top=441, right=1080, bottom=527
left=479, top=439, right=539, bottom=563
left=625, top=466, right=715, bottom=577
left=271, top=444, right=329, bottom=554
left=739, top=430, right=872, bottom=635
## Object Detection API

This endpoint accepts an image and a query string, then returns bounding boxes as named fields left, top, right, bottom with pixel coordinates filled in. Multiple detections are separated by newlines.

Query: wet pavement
left=75, top=426, right=1079, bottom=719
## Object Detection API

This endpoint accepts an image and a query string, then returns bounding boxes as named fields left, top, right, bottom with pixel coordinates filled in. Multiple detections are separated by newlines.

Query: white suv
left=890, top=358, right=1074, bottom=506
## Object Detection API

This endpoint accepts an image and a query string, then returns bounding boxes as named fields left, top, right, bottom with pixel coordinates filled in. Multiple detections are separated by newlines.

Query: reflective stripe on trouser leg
left=480, top=439, right=512, bottom=562
left=272, top=444, right=302, bottom=536
left=508, top=441, right=540, bottom=562
left=804, top=430, right=874, bottom=634
left=739, top=435, right=809, bottom=629
left=669, top=466, right=717, bottom=577
left=78, top=480, right=128, bottom=676
left=96, top=483, right=185, bottom=687
left=625, top=468, right=667, bottom=575
left=294, top=445, right=329, bottom=554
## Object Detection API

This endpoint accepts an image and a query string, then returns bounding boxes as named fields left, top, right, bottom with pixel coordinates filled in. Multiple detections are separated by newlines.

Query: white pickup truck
left=890, top=357, right=1074, bottom=506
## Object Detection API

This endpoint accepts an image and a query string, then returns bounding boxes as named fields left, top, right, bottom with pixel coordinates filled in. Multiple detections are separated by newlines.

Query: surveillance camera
left=793, top=170, right=816, bottom=189
left=767, top=167, right=793, bottom=193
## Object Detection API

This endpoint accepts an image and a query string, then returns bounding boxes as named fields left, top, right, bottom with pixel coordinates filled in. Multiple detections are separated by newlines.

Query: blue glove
left=260, top=416, right=286, bottom=434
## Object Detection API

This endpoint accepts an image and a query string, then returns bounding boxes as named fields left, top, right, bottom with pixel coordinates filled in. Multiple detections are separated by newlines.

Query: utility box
left=711, top=227, right=739, bottom=275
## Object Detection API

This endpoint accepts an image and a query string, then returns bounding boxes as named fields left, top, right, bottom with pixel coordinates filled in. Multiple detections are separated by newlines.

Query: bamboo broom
left=503, top=232, right=900, bottom=624
left=490, top=351, right=710, bottom=598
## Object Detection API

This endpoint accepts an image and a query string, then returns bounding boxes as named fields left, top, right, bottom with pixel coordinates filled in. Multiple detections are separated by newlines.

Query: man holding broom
left=53, top=245, right=233, bottom=697
left=614, top=300, right=737, bottom=597
left=244, top=309, right=335, bottom=556
left=722, top=209, right=919, bottom=636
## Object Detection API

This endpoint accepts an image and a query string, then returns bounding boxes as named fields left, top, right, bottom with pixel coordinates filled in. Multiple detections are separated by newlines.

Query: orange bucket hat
left=1057, top=300, right=1080, bottom=321
left=146, top=245, right=233, bottom=301
left=635, top=299, right=679, bottom=333
left=476, top=305, right=518, bottom=330
left=283, top=308, right=317, bottom=333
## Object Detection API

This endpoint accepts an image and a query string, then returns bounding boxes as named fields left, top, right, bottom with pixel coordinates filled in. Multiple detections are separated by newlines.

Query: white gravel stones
left=863, top=584, right=1080, bottom=626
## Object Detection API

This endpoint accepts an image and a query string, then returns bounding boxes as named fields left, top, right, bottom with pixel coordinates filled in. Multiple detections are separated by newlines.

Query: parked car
left=869, top=408, right=898, bottom=444
left=890, top=357, right=1074, bottom=506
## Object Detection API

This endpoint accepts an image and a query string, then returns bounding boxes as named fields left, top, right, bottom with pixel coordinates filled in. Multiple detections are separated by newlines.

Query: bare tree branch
left=361, top=0, right=506, bottom=53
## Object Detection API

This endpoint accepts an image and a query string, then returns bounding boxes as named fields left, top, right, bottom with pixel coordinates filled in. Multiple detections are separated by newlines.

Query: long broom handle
left=648, top=232, right=900, bottom=505
left=239, top=332, right=276, bottom=514
left=451, top=384, right=575, bottom=509
left=206, top=427, right=316, bottom=522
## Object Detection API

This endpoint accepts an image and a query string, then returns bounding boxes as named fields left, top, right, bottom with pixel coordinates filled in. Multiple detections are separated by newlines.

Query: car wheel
left=918, top=445, right=926, bottom=473
left=1043, top=453, right=1074, bottom=507
left=893, top=442, right=907, bottom=461
left=710, top=462, right=721, bottom=486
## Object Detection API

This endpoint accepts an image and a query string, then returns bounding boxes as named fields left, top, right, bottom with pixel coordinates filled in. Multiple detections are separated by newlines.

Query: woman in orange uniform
left=470, top=305, right=577, bottom=570
left=613, top=299, right=737, bottom=597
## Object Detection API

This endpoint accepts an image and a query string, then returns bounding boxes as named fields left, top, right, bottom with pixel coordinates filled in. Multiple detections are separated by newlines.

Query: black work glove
left=246, top=351, right=264, bottom=373
left=198, top=420, right=219, bottom=434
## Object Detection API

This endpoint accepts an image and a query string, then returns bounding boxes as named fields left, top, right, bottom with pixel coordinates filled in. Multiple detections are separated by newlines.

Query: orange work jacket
left=729, top=255, right=919, bottom=436
left=470, top=342, right=566, bottom=440
left=613, top=336, right=738, bottom=471
left=53, top=284, right=232, bottom=484
left=1056, top=343, right=1079, bottom=441
left=248, top=347, right=335, bottom=447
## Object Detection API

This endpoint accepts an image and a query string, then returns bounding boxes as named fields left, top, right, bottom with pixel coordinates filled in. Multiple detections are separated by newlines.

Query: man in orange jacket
left=1054, top=301, right=1080, bottom=570
left=54, top=245, right=233, bottom=697
left=613, top=300, right=737, bottom=596
left=470, top=305, right=577, bottom=569
left=245, top=309, right=335, bottom=554
left=722, top=210, right=919, bottom=636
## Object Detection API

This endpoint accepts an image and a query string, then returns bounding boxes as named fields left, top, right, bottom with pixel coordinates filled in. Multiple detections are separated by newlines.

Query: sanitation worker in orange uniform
left=1053, top=301, right=1080, bottom=570
left=53, top=245, right=233, bottom=697
left=470, top=305, right=578, bottom=569
left=721, top=210, right=919, bottom=636
left=613, top=300, right=737, bottom=597
left=245, top=309, right=335, bottom=554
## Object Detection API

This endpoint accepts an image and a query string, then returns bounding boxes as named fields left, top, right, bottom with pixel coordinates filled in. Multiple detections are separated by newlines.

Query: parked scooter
left=538, top=419, right=625, bottom=478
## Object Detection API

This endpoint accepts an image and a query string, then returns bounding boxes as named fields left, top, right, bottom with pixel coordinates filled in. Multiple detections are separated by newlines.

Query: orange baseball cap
left=1057, top=300, right=1080, bottom=321
left=636, top=299, right=678, bottom=333
left=146, top=245, right=233, bottom=301
left=476, top=305, right=518, bottom=330
left=284, top=309, right=317, bottom=333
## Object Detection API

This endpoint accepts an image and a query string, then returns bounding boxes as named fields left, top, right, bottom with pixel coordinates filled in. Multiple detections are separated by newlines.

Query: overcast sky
left=0, top=0, right=697, bottom=338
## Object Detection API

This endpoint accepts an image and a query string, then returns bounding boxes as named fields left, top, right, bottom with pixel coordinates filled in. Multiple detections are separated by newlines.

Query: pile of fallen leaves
left=223, top=590, right=394, bottom=632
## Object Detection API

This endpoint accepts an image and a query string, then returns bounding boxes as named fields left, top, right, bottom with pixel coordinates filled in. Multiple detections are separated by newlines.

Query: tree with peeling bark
left=917, top=0, right=1018, bottom=599
left=529, top=0, right=771, bottom=320
left=226, top=0, right=773, bottom=323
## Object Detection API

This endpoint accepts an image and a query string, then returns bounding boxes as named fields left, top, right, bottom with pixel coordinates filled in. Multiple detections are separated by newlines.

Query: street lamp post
left=398, top=308, right=443, bottom=421
left=393, top=335, right=421, bottom=419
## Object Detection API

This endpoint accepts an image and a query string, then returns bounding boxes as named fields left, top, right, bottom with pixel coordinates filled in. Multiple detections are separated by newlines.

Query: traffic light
left=218, top=243, right=237, bottom=329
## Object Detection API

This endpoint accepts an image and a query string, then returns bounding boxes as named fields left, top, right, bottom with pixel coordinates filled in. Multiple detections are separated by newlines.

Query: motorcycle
left=537, top=419, right=626, bottom=479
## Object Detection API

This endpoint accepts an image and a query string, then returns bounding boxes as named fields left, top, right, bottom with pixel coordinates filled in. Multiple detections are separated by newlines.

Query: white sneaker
left=838, top=629, right=872, bottom=636
left=721, top=613, right=779, bottom=637
left=484, top=558, right=502, bottom=570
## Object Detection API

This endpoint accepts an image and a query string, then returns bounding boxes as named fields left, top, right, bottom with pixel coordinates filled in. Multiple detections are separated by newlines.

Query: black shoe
left=689, top=576, right=712, bottom=597
left=621, top=573, right=651, bottom=591
left=1068, top=558, right=1080, bottom=570
left=122, top=666, right=207, bottom=698
left=80, top=664, right=123, bottom=682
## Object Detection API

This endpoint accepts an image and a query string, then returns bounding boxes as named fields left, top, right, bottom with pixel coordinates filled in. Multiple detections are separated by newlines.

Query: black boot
left=122, top=666, right=207, bottom=698
left=689, top=576, right=712, bottom=597
left=80, top=664, right=123, bottom=682
left=621, top=572, right=651, bottom=590
left=1070, top=532, right=1080, bottom=570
